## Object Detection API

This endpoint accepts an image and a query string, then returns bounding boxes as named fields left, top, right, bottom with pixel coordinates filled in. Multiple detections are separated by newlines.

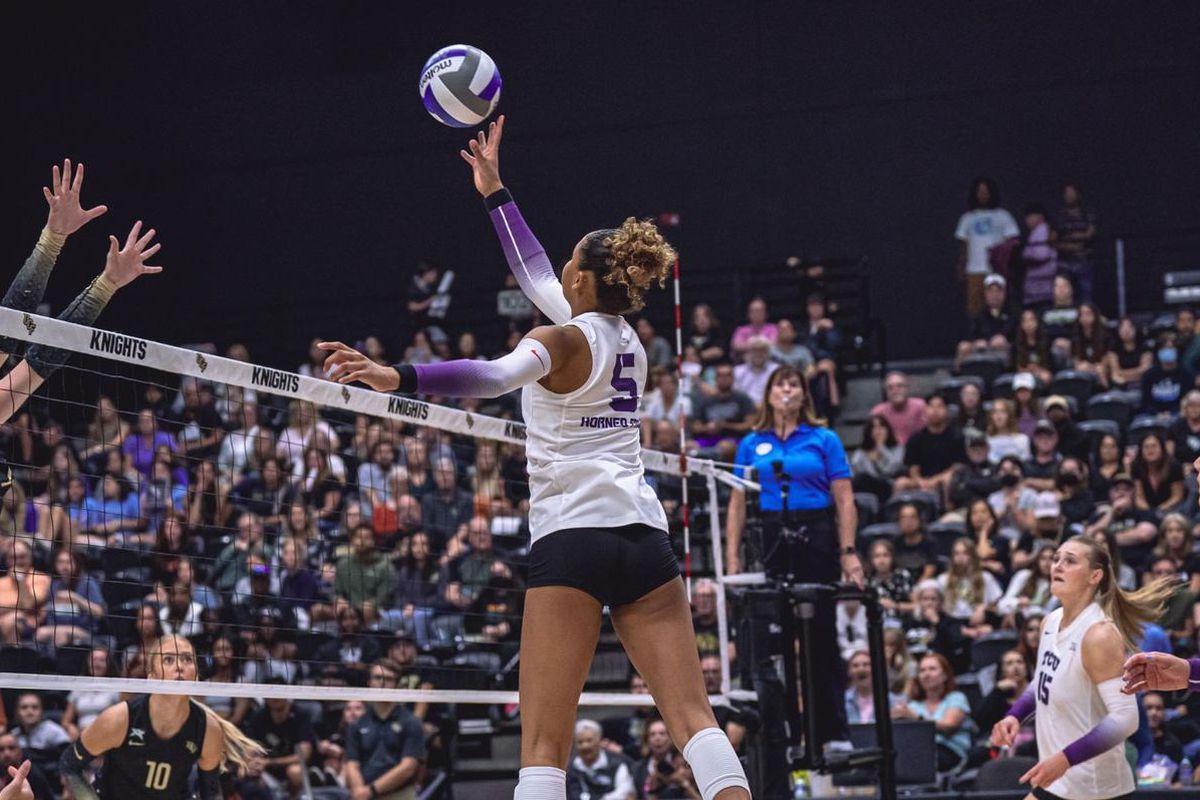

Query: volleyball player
left=60, top=634, right=264, bottom=799
left=319, top=116, right=750, bottom=800
left=991, top=536, right=1173, bottom=799
left=0, top=160, right=162, bottom=456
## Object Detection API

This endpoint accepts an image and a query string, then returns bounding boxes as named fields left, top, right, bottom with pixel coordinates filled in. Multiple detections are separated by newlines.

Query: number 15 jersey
left=521, top=312, right=668, bottom=543
left=1033, top=604, right=1134, bottom=800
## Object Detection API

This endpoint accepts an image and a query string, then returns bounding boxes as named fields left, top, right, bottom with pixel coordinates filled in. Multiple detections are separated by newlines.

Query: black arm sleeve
left=23, top=274, right=116, bottom=379
left=59, top=740, right=101, bottom=800
left=199, top=767, right=223, bottom=800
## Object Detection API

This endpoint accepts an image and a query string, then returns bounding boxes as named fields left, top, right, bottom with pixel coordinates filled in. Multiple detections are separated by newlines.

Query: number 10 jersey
left=521, top=312, right=668, bottom=543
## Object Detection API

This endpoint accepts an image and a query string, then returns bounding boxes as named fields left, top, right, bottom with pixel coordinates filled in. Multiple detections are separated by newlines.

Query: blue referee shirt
left=734, top=425, right=852, bottom=511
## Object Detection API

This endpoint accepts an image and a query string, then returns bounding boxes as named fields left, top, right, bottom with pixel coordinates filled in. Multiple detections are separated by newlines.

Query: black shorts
left=528, top=523, right=679, bottom=607
left=1032, top=789, right=1133, bottom=800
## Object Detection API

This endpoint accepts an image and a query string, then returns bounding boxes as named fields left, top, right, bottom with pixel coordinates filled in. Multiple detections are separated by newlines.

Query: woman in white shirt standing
left=956, top=177, right=1020, bottom=317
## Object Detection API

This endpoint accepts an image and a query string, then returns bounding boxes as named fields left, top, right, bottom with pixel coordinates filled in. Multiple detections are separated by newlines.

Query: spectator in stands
left=867, top=538, right=915, bottom=619
left=358, top=440, right=404, bottom=524
left=122, top=407, right=176, bottom=478
left=955, top=382, right=987, bottom=434
left=141, top=457, right=187, bottom=532
left=9, top=692, right=69, bottom=760
left=871, top=371, right=926, bottom=445
left=1141, top=335, right=1195, bottom=417
left=1041, top=274, right=1079, bottom=359
left=798, top=292, right=843, bottom=407
left=1072, top=303, right=1109, bottom=384
left=62, top=648, right=120, bottom=740
left=955, top=177, right=1019, bottom=317
left=0, top=538, right=50, bottom=643
left=1105, top=317, right=1151, bottom=389
left=892, top=503, right=938, bottom=581
left=335, top=524, right=395, bottom=624
left=1013, top=314, right=1053, bottom=387
left=1010, top=491, right=1063, bottom=572
left=904, top=581, right=974, bottom=673
left=1090, top=432, right=1124, bottom=499
left=732, top=337, right=777, bottom=402
left=315, top=606, right=381, bottom=686
left=176, top=380, right=226, bottom=460
left=80, top=394, right=128, bottom=475
left=949, top=429, right=1001, bottom=510
left=0, top=734, right=53, bottom=800
left=844, top=651, right=905, bottom=724
left=187, top=458, right=231, bottom=537
left=1132, top=431, right=1186, bottom=515
left=837, top=598, right=870, bottom=660
left=1022, top=420, right=1063, bottom=491
left=278, top=534, right=331, bottom=624
left=957, top=274, right=1012, bottom=368
left=1084, top=473, right=1158, bottom=571
left=36, top=548, right=104, bottom=648
left=1153, top=514, right=1200, bottom=592
left=278, top=399, right=340, bottom=470
left=973, top=649, right=1035, bottom=756
left=986, top=398, right=1030, bottom=463
left=730, top=297, right=778, bottom=358
left=1143, top=692, right=1185, bottom=766
left=401, top=436, right=434, bottom=500
left=449, top=523, right=522, bottom=644
left=244, top=680, right=317, bottom=796
left=1054, top=457, right=1095, bottom=527
left=963, top=498, right=1010, bottom=578
left=997, top=541, right=1057, bottom=625
left=938, top=537, right=1002, bottom=628
left=636, top=317, right=674, bottom=370
left=688, top=303, right=726, bottom=372
left=212, top=512, right=265, bottom=595
left=640, top=370, right=692, bottom=448
left=1167, top=390, right=1200, bottom=468
left=633, top=718, right=695, bottom=800
left=883, top=628, right=916, bottom=696
left=691, top=361, right=756, bottom=461
left=850, top=414, right=905, bottom=502
left=421, top=457, right=473, bottom=543
left=567, top=718, right=636, bottom=800
left=768, top=318, right=815, bottom=372
left=891, top=652, right=974, bottom=771
left=1010, top=373, right=1041, bottom=438
left=1043, top=395, right=1089, bottom=461
left=1147, top=556, right=1196, bottom=651
left=1019, top=204, right=1058, bottom=309
left=91, top=472, right=143, bottom=546
left=231, top=457, right=294, bottom=532
left=387, top=532, right=440, bottom=644
left=299, top=446, right=344, bottom=527
left=218, top=401, right=265, bottom=483
left=698, top=655, right=746, bottom=753
left=602, top=674, right=655, bottom=761
left=345, top=658, right=425, bottom=800
left=159, top=580, right=203, bottom=637
left=690, top=579, right=725, bottom=664
left=202, top=635, right=251, bottom=725
left=894, top=394, right=964, bottom=499
left=1052, top=182, right=1098, bottom=301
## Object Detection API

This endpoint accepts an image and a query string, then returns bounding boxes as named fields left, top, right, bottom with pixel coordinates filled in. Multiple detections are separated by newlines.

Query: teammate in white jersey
left=319, top=117, right=750, bottom=800
left=991, top=536, right=1173, bottom=800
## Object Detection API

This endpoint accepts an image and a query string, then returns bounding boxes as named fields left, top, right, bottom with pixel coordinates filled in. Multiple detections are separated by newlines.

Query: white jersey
left=1034, top=604, right=1134, bottom=800
left=521, top=312, right=669, bottom=542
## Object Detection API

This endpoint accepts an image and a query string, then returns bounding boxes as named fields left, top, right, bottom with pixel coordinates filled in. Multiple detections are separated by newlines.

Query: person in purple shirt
left=122, top=407, right=177, bottom=477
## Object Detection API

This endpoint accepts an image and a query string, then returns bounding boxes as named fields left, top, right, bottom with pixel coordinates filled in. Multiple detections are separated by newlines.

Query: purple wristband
left=1189, top=658, right=1200, bottom=692
left=1007, top=685, right=1036, bottom=721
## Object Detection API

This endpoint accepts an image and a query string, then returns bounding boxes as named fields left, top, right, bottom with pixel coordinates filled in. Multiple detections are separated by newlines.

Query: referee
left=345, top=659, right=426, bottom=800
left=726, top=366, right=862, bottom=798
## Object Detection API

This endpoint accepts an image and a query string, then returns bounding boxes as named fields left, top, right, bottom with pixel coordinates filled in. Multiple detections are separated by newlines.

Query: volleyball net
left=0, top=306, right=746, bottom=716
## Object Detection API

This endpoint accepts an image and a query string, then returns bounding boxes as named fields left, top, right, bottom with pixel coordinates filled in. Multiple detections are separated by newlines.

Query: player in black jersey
left=60, top=635, right=264, bottom=799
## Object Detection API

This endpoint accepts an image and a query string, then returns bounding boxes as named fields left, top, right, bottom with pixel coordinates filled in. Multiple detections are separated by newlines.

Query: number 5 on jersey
left=609, top=354, right=638, bottom=412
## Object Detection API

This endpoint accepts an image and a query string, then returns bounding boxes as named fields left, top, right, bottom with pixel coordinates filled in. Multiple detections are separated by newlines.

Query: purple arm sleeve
left=408, top=339, right=551, bottom=399
left=1006, top=685, right=1036, bottom=721
left=486, top=190, right=573, bottom=325
left=1061, top=716, right=1131, bottom=766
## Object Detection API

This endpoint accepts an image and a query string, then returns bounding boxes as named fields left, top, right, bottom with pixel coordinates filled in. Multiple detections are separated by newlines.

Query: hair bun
left=602, top=218, right=676, bottom=312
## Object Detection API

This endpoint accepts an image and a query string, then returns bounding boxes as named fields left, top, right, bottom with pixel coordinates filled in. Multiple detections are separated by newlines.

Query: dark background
left=4, top=2, right=1199, bottom=364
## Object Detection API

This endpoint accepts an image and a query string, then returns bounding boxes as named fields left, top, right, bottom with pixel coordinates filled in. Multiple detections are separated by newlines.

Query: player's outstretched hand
left=318, top=342, right=400, bottom=392
left=1122, top=651, right=1191, bottom=694
left=1020, top=752, right=1069, bottom=790
left=44, top=159, right=108, bottom=236
left=0, top=760, right=34, bottom=800
left=990, top=715, right=1020, bottom=748
left=460, top=114, right=505, bottom=197
left=102, top=221, right=162, bottom=289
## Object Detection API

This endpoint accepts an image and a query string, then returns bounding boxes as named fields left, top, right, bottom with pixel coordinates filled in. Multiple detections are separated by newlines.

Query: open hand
left=44, top=159, right=108, bottom=235
left=460, top=114, right=505, bottom=197
left=1020, top=752, right=1069, bottom=789
left=318, top=342, right=401, bottom=392
left=102, top=221, right=162, bottom=288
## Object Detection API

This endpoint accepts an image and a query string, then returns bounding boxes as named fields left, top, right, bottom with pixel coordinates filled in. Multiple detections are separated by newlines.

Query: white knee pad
left=514, top=766, right=566, bottom=800
left=683, top=727, right=750, bottom=799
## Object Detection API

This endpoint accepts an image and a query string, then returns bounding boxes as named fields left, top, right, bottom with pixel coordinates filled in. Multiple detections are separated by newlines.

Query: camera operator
left=726, top=366, right=861, bottom=798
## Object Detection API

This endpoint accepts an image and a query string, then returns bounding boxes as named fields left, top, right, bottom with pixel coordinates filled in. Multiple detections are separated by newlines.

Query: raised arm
left=60, top=700, right=129, bottom=800
left=461, top=116, right=573, bottom=324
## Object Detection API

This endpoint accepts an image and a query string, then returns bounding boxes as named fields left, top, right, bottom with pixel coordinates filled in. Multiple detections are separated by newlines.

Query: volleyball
left=418, top=44, right=502, bottom=128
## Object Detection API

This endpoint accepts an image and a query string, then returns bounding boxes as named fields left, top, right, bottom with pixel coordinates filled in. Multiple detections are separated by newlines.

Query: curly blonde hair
left=582, top=218, right=676, bottom=313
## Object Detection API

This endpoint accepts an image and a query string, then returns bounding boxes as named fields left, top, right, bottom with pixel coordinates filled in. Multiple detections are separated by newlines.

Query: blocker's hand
left=319, top=342, right=400, bottom=392
left=460, top=114, right=505, bottom=197
left=1122, top=651, right=1191, bottom=694
left=102, top=221, right=162, bottom=289
left=44, top=159, right=107, bottom=236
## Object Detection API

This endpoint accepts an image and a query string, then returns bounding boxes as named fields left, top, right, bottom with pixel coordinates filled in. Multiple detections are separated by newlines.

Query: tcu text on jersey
left=1037, top=650, right=1061, bottom=704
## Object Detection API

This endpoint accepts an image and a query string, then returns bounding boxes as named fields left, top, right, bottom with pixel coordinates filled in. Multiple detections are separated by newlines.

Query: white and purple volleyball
left=418, top=45, right=502, bottom=128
